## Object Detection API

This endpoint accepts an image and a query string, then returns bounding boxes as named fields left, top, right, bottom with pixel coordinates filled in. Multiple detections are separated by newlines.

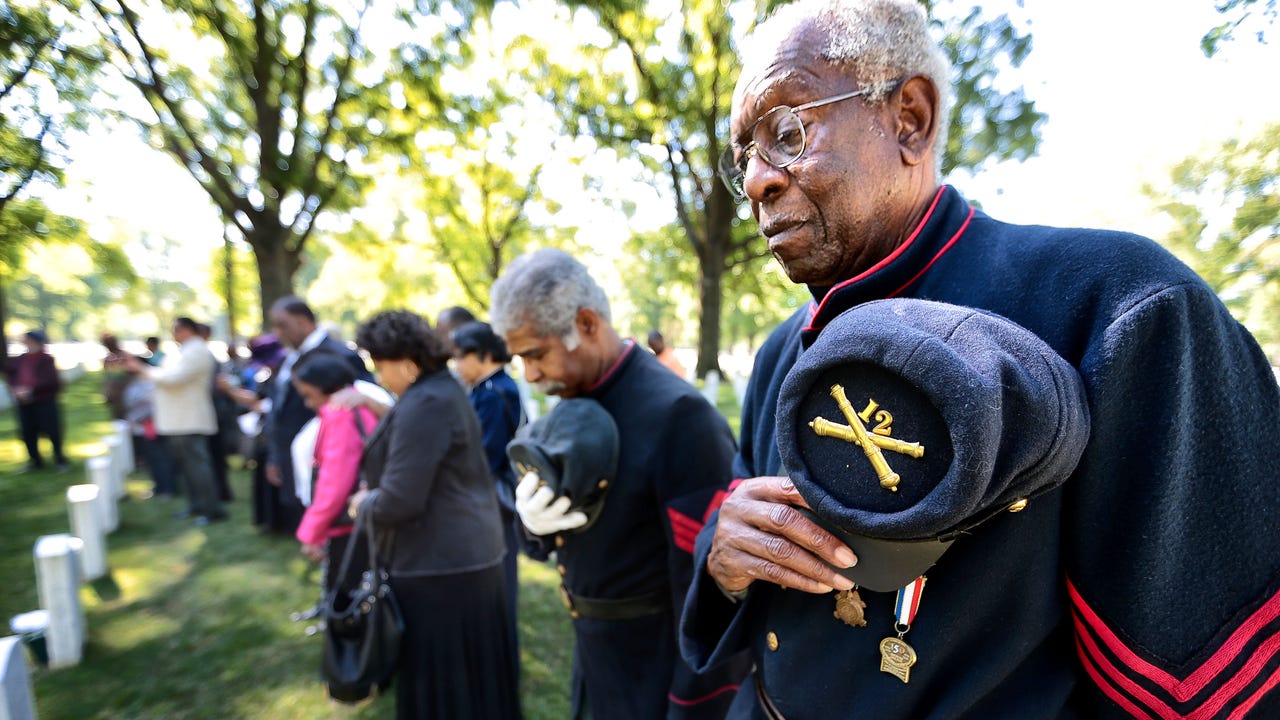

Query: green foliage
left=1202, top=0, right=1276, bottom=56
left=2, top=200, right=136, bottom=339
left=925, top=0, right=1046, bottom=177
left=1144, top=122, right=1280, bottom=355
left=0, top=0, right=100, bottom=209
left=78, top=0, right=412, bottom=313
left=525, top=0, right=760, bottom=376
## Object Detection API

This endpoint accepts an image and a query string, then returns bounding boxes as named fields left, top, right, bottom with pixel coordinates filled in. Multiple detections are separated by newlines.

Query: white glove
left=514, top=471, right=589, bottom=536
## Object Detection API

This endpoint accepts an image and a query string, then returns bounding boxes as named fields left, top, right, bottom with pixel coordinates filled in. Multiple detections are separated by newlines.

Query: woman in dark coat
left=449, top=320, right=525, bottom=677
left=349, top=310, right=521, bottom=720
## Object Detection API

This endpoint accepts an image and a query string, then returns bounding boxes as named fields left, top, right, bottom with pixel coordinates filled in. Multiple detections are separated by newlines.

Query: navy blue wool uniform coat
left=538, top=343, right=750, bottom=720
left=680, top=186, right=1280, bottom=719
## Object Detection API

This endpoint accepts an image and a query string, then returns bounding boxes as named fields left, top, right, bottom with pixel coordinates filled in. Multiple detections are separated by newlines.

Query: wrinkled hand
left=265, top=463, right=282, bottom=487
left=514, top=472, right=588, bottom=536
left=707, top=476, right=857, bottom=595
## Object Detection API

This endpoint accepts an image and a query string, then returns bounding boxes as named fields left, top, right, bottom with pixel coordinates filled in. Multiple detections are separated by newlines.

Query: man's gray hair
left=742, top=0, right=953, bottom=170
left=490, top=248, right=612, bottom=351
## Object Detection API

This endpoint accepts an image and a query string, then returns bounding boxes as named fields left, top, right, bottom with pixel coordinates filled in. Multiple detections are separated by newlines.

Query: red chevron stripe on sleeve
left=703, top=489, right=731, bottom=522
left=668, top=508, right=703, bottom=555
left=1068, top=577, right=1280, bottom=719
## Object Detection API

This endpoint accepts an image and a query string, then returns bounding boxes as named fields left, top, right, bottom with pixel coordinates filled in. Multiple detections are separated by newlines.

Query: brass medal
left=879, top=637, right=918, bottom=684
left=833, top=588, right=867, bottom=627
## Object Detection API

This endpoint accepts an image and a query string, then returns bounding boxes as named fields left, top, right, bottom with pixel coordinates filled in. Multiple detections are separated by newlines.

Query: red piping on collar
left=805, top=185, right=950, bottom=331
left=586, top=340, right=634, bottom=393
left=887, top=205, right=974, bottom=298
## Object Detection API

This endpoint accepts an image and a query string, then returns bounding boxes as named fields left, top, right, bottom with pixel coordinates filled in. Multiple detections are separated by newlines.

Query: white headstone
left=731, top=373, right=749, bottom=407
left=33, top=534, right=86, bottom=669
left=702, top=370, right=721, bottom=407
left=66, top=485, right=107, bottom=581
left=111, top=419, right=135, bottom=475
left=0, top=636, right=36, bottom=720
left=101, top=435, right=127, bottom=499
left=86, top=457, right=118, bottom=533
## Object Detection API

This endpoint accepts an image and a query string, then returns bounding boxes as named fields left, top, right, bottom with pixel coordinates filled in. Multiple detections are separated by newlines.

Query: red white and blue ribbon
left=894, top=576, right=927, bottom=631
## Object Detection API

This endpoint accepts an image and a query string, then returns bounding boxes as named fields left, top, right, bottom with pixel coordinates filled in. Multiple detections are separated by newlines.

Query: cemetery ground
left=1, top=373, right=744, bottom=719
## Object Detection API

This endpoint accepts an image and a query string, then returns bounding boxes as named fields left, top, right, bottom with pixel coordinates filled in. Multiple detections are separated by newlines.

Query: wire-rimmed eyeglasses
left=717, top=86, right=876, bottom=202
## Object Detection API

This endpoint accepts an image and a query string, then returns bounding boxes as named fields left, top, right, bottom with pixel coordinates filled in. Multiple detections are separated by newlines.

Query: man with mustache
left=680, top=0, right=1280, bottom=717
left=491, top=248, right=748, bottom=719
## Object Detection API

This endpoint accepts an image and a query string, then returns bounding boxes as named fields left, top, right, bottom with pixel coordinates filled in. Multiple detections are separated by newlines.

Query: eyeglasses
left=717, top=87, right=875, bottom=202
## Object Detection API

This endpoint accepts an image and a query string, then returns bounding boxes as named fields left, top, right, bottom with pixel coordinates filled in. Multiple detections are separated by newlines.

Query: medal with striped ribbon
left=879, top=576, right=926, bottom=684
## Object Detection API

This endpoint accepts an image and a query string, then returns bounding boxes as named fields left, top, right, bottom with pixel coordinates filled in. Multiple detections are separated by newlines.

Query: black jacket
left=361, top=368, right=505, bottom=577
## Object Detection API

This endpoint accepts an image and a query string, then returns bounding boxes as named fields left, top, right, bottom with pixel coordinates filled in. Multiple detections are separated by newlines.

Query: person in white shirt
left=127, top=317, right=225, bottom=524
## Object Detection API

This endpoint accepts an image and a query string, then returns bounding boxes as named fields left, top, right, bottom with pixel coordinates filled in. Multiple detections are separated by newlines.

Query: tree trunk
left=249, top=226, right=301, bottom=327
left=696, top=265, right=724, bottom=380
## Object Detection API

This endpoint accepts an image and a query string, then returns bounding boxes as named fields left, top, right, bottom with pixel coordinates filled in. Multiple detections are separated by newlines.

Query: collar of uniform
left=802, top=185, right=973, bottom=348
left=584, top=340, right=635, bottom=398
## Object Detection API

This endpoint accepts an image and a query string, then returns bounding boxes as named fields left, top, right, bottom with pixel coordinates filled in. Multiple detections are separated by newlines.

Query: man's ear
left=896, top=75, right=940, bottom=167
left=576, top=307, right=599, bottom=339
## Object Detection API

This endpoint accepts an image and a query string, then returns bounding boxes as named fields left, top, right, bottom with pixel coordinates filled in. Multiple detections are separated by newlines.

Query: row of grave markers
left=1, top=420, right=135, bottom=720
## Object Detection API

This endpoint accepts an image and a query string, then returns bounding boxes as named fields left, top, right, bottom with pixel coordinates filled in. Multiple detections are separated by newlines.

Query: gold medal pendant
left=879, top=636, right=917, bottom=683
left=833, top=588, right=867, bottom=627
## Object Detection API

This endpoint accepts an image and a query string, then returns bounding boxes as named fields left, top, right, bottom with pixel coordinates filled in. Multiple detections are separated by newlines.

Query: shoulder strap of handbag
left=352, top=407, right=369, bottom=440
left=332, top=500, right=387, bottom=588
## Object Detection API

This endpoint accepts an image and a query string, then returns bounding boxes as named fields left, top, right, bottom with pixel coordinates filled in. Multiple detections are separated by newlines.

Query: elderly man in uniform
left=491, top=248, right=748, bottom=719
left=681, top=0, right=1280, bottom=718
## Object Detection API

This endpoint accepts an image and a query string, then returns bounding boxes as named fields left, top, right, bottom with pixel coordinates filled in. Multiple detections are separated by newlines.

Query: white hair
left=742, top=0, right=953, bottom=170
left=490, top=248, right=611, bottom=350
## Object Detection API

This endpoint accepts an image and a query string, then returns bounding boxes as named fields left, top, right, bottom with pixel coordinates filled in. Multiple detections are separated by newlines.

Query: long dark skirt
left=389, top=564, right=523, bottom=720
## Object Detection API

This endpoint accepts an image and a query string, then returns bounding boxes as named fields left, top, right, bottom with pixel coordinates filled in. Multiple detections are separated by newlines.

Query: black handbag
left=322, top=501, right=403, bottom=703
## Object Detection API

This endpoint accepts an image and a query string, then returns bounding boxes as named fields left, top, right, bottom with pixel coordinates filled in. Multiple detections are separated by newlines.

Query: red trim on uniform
left=586, top=341, right=635, bottom=392
left=668, top=684, right=740, bottom=706
left=728, top=478, right=746, bottom=492
left=704, top=489, right=731, bottom=522
left=1230, top=663, right=1280, bottom=720
left=1076, top=636, right=1158, bottom=720
left=1069, top=578, right=1280, bottom=718
left=887, top=205, right=974, bottom=298
left=668, top=508, right=703, bottom=555
left=805, top=185, right=949, bottom=331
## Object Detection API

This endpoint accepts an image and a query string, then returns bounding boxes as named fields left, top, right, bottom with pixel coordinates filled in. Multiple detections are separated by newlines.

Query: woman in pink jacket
left=291, top=354, right=377, bottom=587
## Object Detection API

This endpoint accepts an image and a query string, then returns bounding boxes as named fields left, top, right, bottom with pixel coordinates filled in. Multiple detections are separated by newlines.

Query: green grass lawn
left=0, top=373, right=742, bottom=719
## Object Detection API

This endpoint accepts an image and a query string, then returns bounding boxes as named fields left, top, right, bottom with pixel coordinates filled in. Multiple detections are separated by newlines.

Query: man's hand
left=707, top=476, right=857, bottom=595
left=514, top=471, right=588, bottom=536
left=265, top=462, right=282, bottom=487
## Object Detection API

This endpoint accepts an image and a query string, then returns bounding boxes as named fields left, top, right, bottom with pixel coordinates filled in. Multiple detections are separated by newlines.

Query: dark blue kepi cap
left=776, top=298, right=1091, bottom=591
left=506, top=398, right=620, bottom=533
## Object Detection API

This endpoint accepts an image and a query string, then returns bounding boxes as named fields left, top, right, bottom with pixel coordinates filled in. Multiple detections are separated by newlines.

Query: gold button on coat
left=766, top=631, right=779, bottom=652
